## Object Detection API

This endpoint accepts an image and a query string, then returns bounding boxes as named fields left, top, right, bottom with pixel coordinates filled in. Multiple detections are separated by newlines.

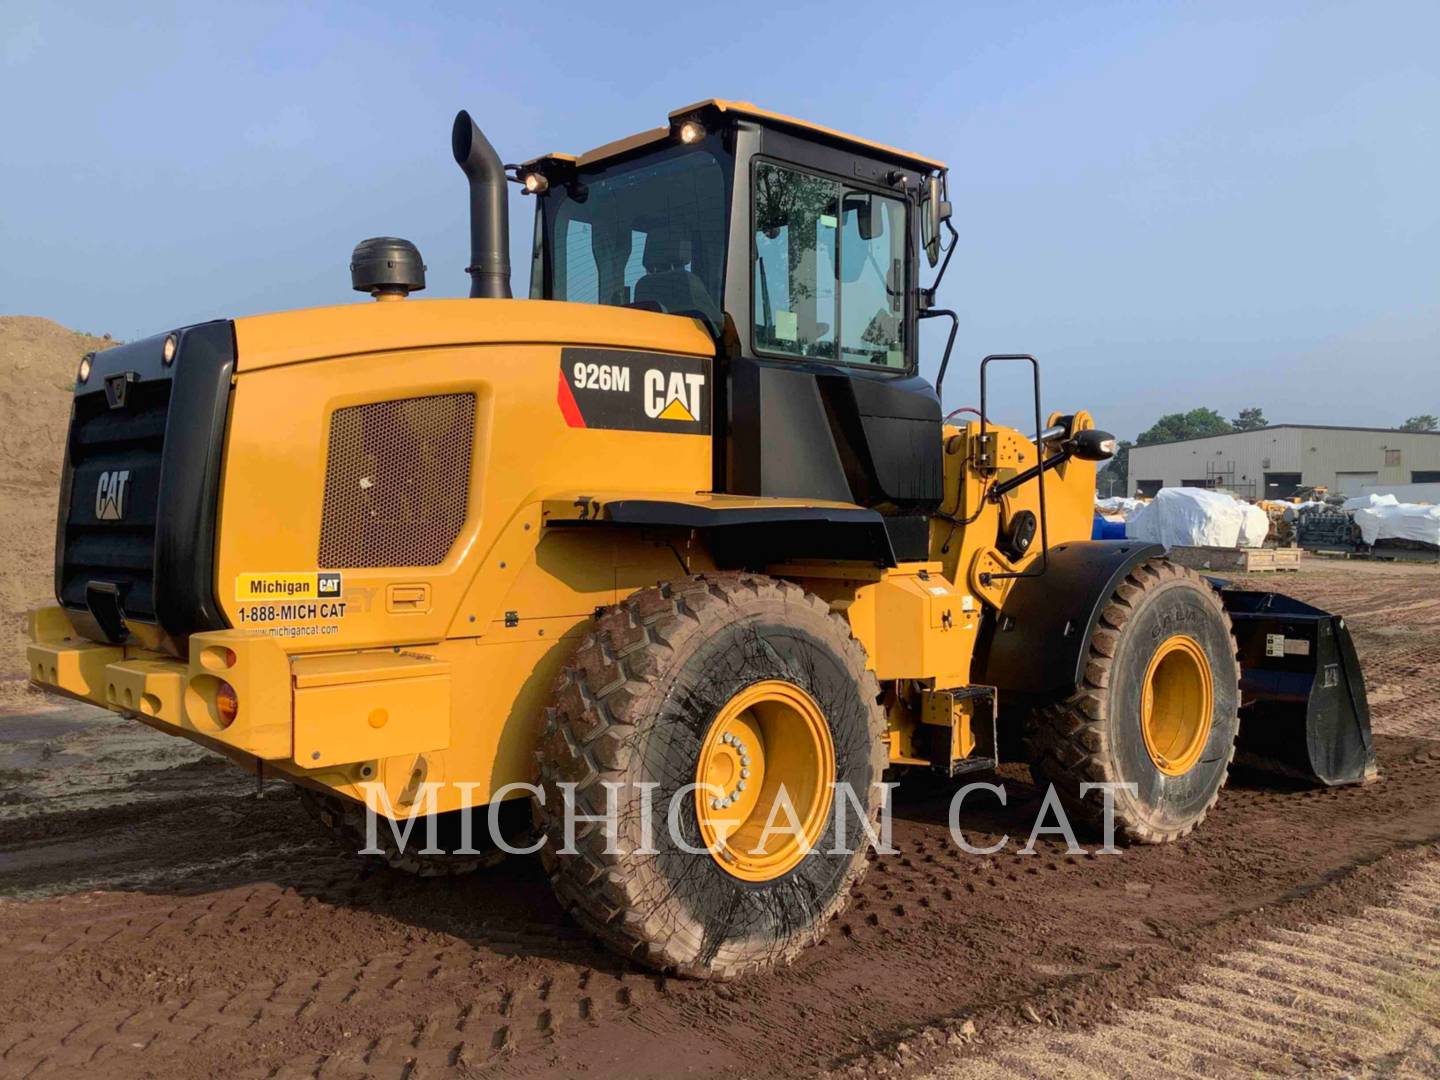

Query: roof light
left=162, top=333, right=178, bottom=365
left=679, top=121, right=705, bottom=144
left=523, top=172, right=549, bottom=194
left=77, top=353, right=93, bottom=384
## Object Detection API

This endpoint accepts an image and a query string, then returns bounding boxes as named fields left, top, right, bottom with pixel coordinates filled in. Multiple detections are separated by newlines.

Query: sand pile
left=0, top=317, right=119, bottom=682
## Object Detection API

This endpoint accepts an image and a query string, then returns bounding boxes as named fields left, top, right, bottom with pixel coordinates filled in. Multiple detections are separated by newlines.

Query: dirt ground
left=0, top=558, right=1437, bottom=1079
left=929, top=850, right=1440, bottom=1079
left=0, top=316, right=118, bottom=695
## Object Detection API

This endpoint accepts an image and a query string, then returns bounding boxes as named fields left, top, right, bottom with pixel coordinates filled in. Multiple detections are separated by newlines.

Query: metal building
left=1124, top=425, right=1440, bottom=499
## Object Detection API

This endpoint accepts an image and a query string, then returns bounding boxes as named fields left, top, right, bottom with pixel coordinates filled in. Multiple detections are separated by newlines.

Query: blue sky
left=3, top=0, right=1437, bottom=437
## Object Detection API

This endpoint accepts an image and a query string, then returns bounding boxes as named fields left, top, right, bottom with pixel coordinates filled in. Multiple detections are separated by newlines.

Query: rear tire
left=534, top=573, right=888, bottom=979
left=1026, top=559, right=1240, bottom=844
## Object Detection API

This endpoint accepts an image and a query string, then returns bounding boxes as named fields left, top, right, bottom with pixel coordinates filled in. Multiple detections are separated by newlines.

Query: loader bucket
left=1219, top=588, right=1377, bottom=786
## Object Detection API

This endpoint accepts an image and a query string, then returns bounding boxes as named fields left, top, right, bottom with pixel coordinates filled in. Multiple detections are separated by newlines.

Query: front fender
left=974, top=540, right=1164, bottom=702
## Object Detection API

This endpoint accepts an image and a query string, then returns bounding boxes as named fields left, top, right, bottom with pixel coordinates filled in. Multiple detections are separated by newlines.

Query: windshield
left=530, top=144, right=731, bottom=333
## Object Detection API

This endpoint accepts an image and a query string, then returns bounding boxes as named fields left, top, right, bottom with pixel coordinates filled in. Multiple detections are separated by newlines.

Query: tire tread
left=535, top=572, right=887, bottom=979
left=1025, top=559, right=1240, bottom=844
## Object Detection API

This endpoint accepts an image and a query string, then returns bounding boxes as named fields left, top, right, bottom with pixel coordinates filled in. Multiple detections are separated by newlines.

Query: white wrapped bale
left=1342, top=492, right=1400, bottom=511
left=1096, top=496, right=1142, bottom=515
left=1352, top=503, right=1440, bottom=547
left=1124, top=487, right=1245, bottom=548
left=1237, top=502, right=1270, bottom=548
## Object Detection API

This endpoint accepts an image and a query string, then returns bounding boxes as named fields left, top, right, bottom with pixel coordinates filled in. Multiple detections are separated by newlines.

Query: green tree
left=1100, top=408, right=1229, bottom=496
left=1400, top=414, right=1438, bottom=432
left=1232, top=407, right=1267, bottom=431
left=1137, top=407, right=1232, bottom=445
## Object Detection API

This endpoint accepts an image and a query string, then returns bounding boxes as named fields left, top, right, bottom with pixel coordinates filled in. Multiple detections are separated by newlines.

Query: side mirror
left=840, top=194, right=878, bottom=284
left=920, top=175, right=951, bottom=268
left=844, top=192, right=880, bottom=241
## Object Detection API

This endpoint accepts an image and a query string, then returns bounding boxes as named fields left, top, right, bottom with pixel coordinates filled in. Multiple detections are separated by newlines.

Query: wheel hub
left=695, top=680, right=835, bottom=882
left=1140, top=634, right=1214, bottom=776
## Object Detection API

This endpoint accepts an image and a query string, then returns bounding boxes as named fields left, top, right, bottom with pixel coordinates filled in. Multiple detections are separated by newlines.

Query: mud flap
left=1219, top=588, right=1377, bottom=786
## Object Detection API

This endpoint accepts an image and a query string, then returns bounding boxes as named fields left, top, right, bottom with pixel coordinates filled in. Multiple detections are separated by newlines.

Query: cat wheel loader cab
left=28, top=99, right=1376, bottom=978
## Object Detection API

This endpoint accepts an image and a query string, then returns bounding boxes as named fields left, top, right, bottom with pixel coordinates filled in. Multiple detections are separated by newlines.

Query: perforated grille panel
left=319, top=394, right=475, bottom=568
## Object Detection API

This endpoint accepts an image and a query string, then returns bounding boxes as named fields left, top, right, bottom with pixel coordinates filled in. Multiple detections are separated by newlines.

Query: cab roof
left=522, top=98, right=946, bottom=174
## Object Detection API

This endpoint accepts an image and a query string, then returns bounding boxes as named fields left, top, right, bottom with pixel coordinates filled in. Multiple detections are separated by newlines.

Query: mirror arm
left=917, top=175, right=958, bottom=397
left=919, top=217, right=958, bottom=311
left=934, top=218, right=959, bottom=293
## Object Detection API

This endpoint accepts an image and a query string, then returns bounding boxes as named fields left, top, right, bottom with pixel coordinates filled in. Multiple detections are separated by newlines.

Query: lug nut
left=722, top=733, right=734, bottom=745
left=741, top=768, right=750, bottom=779
left=736, top=780, right=747, bottom=792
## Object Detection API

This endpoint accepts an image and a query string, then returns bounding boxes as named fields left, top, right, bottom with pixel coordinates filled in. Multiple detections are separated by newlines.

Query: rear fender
left=546, top=497, right=899, bottom=567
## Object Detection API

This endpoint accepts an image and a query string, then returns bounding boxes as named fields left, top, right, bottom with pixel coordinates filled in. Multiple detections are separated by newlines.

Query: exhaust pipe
left=451, top=110, right=511, bottom=299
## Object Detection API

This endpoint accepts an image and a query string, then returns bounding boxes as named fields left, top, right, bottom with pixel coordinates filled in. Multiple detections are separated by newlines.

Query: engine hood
left=231, top=298, right=715, bottom=373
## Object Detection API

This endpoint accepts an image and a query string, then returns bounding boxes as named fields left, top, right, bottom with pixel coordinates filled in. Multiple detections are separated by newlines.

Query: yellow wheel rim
left=1140, top=634, right=1214, bottom=776
left=694, top=680, right=835, bottom=882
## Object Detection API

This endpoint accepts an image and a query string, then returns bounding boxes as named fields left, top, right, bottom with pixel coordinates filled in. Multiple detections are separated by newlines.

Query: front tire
left=1026, top=559, right=1240, bottom=843
left=534, top=573, right=887, bottom=979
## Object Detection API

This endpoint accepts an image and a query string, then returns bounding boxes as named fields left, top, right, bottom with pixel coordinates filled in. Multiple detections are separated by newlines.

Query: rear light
left=216, top=681, right=239, bottom=728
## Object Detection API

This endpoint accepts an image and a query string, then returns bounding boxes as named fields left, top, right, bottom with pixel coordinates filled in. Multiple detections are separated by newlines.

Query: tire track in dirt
left=4, top=738, right=1439, bottom=1079
left=929, top=852, right=1440, bottom=1079
left=0, top=564, right=1437, bottom=1078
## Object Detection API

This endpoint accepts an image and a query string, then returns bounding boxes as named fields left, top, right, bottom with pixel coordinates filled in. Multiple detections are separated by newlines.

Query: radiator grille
left=59, top=378, right=172, bottom=623
left=319, top=394, right=475, bottom=568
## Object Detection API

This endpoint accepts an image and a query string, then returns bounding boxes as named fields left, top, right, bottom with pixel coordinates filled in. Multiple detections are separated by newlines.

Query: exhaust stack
left=451, top=110, right=512, bottom=299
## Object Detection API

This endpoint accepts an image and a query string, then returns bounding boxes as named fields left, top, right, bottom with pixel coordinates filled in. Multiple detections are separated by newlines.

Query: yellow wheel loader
left=28, top=100, right=1375, bottom=978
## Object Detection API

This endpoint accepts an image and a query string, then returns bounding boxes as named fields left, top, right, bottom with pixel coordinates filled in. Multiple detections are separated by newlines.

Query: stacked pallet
left=1166, top=546, right=1303, bottom=573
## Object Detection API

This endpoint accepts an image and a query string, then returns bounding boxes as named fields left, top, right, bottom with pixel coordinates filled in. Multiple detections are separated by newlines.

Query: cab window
left=536, top=148, right=729, bottom=332
left=752, top=161, right=907, bottom=369
left=753, top=163, right=838, bottom=359
left=839, top=192, right=906, bottom=366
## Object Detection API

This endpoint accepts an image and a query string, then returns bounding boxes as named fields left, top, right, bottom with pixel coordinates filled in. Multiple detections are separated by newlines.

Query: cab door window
left=839, top=192, right=906, bottom=367
left=753, top=162, right=838, bottom=360
left=752, top=160, right=908, bottom=369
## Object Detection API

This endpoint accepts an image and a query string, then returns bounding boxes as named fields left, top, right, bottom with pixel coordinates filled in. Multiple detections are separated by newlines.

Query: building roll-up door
left=1334, top=471, right=1379, bottom=496
left=1263, top=472, right=1303, bottom=498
